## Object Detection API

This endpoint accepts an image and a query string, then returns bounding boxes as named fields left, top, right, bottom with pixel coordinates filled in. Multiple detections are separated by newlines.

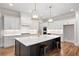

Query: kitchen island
left=15, top=35, right=61, bottom=56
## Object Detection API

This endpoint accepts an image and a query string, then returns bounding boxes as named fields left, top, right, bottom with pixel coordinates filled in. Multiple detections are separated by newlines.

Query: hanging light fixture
left=32, top=3, right=39, bottom=20
left=9, top=3, right=14, bottom=6
left=48, top=6, right=53, bottom=22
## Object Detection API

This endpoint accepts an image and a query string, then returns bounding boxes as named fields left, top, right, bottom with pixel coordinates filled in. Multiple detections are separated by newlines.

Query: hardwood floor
left=0, top=42, right=79, bottom=56
left=0, top=46, right=15, bottom=56
left=48, top=42, right=79, bottom=56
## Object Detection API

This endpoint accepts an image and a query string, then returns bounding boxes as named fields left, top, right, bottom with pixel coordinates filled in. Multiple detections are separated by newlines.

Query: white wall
left=75, top=10, right=79, bottom=46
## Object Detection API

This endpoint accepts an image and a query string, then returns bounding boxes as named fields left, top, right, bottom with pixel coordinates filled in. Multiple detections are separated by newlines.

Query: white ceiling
left=0, top=3, right=79, bottom=17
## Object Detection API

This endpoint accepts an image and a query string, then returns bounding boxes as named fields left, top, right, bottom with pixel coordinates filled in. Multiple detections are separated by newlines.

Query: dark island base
left=15, top=37, right=61, bottom=56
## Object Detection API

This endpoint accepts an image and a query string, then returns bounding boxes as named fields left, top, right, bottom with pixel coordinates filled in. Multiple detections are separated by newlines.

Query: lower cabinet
left=15, top=40, right=20, bottom=56
left=15, top=37, right=61, bottom=56
left=30, top=44, right=41, bottom=56
left=52, top=37, right=61, bottom=49
left=15, top=40, right=41, bottom=56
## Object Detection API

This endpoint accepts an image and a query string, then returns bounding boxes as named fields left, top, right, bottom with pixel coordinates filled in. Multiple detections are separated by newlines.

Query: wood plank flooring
left=0, top=42, right=79, bottom=56
left=48, top=42, right=79, bottom=56
left=0, top=46, right=15, bottom=56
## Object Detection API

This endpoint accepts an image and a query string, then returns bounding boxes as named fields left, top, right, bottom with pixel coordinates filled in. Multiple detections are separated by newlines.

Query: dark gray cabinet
left=15, top=37, right=61, bottom=56
left=15, top=40, right=41, bottom=56
left=15, top=40, right=20, bottom=56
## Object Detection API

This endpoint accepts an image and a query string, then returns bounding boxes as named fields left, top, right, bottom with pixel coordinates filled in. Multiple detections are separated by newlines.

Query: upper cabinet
left=0, top=8, right=21, bottom=36
left=4, top=15, right=20, bottom=30
left=21, top=13, right=32, bottom=26
left=0, top=8, right=21, bottom=30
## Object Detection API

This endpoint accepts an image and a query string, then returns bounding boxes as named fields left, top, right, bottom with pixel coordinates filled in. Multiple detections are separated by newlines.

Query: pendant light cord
left=34, top=3, right=36, bottom=11
left=49, top=6, right=52, bottom=18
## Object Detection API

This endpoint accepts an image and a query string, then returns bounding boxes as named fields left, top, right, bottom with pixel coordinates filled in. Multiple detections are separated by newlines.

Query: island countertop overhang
left=15, top=35, right=60, bottom=47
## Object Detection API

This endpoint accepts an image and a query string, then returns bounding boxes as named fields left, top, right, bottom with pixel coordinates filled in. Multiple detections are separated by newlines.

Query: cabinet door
left=15, top=40, right=30, bottom=56
left=30, top=44, right=41, bottom=56
left=20, top=43, right=31, bottom=56
left=15, top=40, right=20, bottom=56
left=4, top=15, right=20, bottom=30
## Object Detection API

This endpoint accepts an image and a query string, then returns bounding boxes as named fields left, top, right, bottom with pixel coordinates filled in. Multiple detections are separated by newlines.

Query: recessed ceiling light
left=9, top=3, right=14, bottom=6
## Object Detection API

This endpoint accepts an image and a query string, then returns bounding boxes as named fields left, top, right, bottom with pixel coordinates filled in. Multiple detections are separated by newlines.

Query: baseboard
left=74, top=42, right=79, bottom=46
left=63, top=39, right=79, bottom=47
left=63, top=39, right=74, bottom=43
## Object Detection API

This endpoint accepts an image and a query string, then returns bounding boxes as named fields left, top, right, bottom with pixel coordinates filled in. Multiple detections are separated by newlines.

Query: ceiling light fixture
left=32, top=3, right=39, bottom=20
left=9, top=3, right=13, bottom=6
left=48, top=18, right=53, bottom=22
left=32, top=14, right=38, bottom=19
left=70, top=8, right=74, bottom=12
left=48, top=6, right=53, bottom=22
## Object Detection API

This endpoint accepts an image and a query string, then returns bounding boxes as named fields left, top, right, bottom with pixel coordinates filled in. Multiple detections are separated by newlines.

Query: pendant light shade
left=32, top=3, right=39, bottom=20
left=48, top=6, right=53, bottom=22
left=32, top=14, right=38, bottom=19
left=48, top=18, right=53, bottom=22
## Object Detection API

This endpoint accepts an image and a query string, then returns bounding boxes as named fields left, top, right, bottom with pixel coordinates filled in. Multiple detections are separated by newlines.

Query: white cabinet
left=4, top=15, right=20, bottom=30
left=3, top=15, right=20, bottom=48
left=0, top=9, right=21, bottom=48
left=21, top=15, right=32, bottom=25
left=21, top=13, right=39, bottom=34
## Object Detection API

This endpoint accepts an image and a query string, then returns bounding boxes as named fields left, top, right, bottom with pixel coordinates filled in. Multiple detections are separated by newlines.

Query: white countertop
left=16, top=35, right=60, bottom=46
left=4, top=30, right=21, bottom=36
